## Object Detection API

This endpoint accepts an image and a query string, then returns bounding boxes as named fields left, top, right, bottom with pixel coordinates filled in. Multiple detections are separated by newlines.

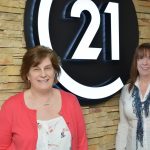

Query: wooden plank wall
left=0, top=0, right=149, bottom=149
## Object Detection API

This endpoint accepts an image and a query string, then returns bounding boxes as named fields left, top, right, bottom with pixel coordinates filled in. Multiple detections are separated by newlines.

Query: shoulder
left=59, top=90, right=83, bottom=118
left=120, top=84, right=131, bottom=102
left=60, top=90, right=80, bottom=106
left=1, top=92, right=23, bottom=110
left=122, top=84, right=129, bottom=93
left=60, top=90, right=77, bottom=100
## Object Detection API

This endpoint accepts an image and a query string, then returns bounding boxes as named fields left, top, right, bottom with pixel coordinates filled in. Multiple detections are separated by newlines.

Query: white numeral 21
left=70, top=0, right=119, bottom=60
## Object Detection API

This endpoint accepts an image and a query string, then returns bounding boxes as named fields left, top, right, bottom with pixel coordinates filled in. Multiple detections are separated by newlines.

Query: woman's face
left=27, top=57, right=55, bottom=91
left=137, top=54, right=150, bottom=78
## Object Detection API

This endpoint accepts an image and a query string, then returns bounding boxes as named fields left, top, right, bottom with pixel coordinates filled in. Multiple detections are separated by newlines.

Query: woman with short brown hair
left=0, top=45, right=88, bottom=150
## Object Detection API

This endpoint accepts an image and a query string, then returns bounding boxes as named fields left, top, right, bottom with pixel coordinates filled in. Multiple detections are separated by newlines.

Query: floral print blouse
left=36, top=116, right=71, bottom=150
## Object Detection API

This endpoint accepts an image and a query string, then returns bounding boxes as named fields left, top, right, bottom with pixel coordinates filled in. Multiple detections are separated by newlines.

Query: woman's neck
left=139, top=76, right=150, bottom=85
left=24, top=88, right=61, bottom=116
left=139, top=77, right=150, bottom=97
left=29, top=88, right=54, bottom=103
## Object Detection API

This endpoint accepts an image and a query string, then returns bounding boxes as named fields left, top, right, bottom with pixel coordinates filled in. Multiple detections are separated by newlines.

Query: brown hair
left=20, top=45, right=61, bottom=89
left=128, top=43, right=150, bottom=92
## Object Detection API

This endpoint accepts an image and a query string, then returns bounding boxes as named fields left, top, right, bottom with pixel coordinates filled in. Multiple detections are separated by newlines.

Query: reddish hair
left=128, top=43, right=150, bottom=92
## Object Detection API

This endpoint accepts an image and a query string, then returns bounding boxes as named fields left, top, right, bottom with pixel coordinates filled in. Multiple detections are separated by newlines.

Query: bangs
left=32, top=52, right=51, bottom=67
left=137, top=48, right=150, bottom=59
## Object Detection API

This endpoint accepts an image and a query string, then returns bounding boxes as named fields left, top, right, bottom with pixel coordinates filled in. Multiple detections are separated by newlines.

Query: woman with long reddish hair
left=116, top=43, right=150, bottom=150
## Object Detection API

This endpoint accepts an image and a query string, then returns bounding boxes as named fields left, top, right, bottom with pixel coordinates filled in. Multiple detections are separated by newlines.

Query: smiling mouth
left=38, top=79, right=49, bottom=83
left=141, top=67, right=150, bottom=70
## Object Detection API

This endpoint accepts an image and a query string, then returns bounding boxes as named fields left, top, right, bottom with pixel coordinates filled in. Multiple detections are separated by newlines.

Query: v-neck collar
left=135, top=78, right=150, bottom=102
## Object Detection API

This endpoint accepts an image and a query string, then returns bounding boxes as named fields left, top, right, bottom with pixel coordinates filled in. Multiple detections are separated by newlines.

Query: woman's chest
left=12, top=111, right=37, bottom=148
left=123, top=94, right=150, bottom=121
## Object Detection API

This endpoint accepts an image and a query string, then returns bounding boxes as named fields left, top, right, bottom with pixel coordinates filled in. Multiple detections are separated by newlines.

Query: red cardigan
left=0, top=90, right=88, bottom=150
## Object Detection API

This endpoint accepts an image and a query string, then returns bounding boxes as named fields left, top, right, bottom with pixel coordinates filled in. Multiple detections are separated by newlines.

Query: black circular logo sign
left=24, top=0, right=139, bottom=104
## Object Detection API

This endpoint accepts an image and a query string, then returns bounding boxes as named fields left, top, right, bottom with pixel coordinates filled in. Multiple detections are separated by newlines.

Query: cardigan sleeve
left=73, top=97, right=88, bottom=150
left=0, top=99, right=13, bottom=149
left=115, top=85, right=129, bottom=150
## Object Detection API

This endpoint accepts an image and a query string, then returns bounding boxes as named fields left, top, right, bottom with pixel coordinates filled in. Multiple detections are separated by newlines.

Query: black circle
left=24, top=0, right=139, bottom=104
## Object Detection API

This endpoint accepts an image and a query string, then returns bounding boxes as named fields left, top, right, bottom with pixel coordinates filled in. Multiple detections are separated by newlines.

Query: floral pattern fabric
left=36, top=116, right=71, bottom=150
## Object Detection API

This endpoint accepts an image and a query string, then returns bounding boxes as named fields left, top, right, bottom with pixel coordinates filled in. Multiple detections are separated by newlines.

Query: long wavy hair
left=128, top=43, right=150, bottom=92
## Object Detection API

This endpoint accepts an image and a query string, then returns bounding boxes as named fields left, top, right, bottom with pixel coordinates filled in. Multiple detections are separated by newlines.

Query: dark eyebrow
left=32, top=66, right=40, bottom=68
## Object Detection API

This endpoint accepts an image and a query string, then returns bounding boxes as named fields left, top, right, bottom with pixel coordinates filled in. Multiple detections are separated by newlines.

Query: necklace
left=27, top=90, right=56, bottom=109
left=28, top=93, right=51, bottom=108
left=35, top=98, right=51, bottom=108
left=42, top=103, right=50, bottom=106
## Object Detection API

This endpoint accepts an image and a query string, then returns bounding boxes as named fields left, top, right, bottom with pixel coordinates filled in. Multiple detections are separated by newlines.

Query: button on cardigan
left=0, top=90, right=88, bottom=150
